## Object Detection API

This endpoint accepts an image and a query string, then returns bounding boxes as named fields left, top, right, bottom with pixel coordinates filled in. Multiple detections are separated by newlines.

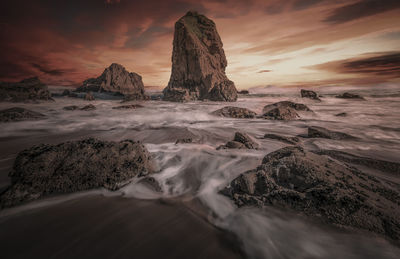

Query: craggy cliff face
left=163, top=11, right=237, bottom=102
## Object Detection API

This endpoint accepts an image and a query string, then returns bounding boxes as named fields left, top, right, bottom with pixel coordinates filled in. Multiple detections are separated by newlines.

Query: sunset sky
left=1, top=0, right=399, bottom=89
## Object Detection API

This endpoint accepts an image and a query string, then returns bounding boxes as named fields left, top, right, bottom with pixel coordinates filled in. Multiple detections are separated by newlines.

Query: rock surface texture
left=222, top=146, right=400, bottom=241
left=212, top=106, right=257, bottom=118
left=300, top=89, right=320, bottom=101
left=262, top=101, right=311, bottom=120
left=0, top=107, right=45, bottom=122
left=0, top=77, right=52, bottom=102
left=308, top=126, right=356, bottom=140
left=0, top=138, right=155, bottom=208
left=217, top=132, right=259, bottom=150
left=163, top=11, right=237, bottom=102
left=76, top=63, right=146, bottom=99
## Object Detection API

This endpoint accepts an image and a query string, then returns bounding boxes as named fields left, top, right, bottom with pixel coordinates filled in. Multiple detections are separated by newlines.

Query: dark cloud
left=324, top=0, right=400, bottom=24
left=30, top=63, right=69, bottom=76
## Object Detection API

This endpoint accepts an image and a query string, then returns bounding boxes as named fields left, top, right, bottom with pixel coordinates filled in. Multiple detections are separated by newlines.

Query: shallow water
left=0, top=85, right=399, bottom=258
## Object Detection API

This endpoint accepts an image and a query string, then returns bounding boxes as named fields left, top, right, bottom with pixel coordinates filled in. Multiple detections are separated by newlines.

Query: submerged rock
left=77, top=63, right=146, bottom=99
left=308, top=126, right=356, bottom=140
left=263, top=133, right=300, bottom=145
left=163, top=11, right=237, bottom=102
left=336, top=92, right=365, bottom=100
left=0, top=77, right=52, bottom=102
left=217, top=132, right=258, bottom=150
left=335, top=112, right=348, bottom=117
left=262, top=101, right=311, bottom=121
left=63, top=105, right=80, bottom=111
left=238, top=90, right=249, bottom=95
left=300, top=89, right=320, bottom=101
left=222, top=146, right=400, bottom=241
left=112, top=104, right=144, bottom=110
left=211, top=106, right=257, bottom=118
left=0, top=107, right=45, bottom=122
left=175, top=138, right=193, bottom=144
left=84, top=92, right=95, bottom=101
left=80, top=104, right=96, bottom=111
left=0, top=138, right=155, bottom=208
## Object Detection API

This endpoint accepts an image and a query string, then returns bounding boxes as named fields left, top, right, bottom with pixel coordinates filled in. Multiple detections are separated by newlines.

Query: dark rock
left=163, top=11, right=237, bottom=102
left=80, top=104, right=96, bottom=111
left=175, top=138, right=193, bottom=144
left=0, top=138, right=155, bottom=208
left=262, top=101, right=311, bottom=114
left=222, top=146, right=400, bottom=241
left=112, top=104, right=144, bottom=110
left=68, top=92, right=78, bottom=98
left=335, top=112, right=347, bottom=117
left=262, top=106, right=299, bottom=120
left=77, top=63, right=146, bottom=99
left=238, top=90, right=249, bottom=95
left=217, top=132, right=258, bottom=150
left=0, top=107, right=45, bottom=122
left=263, top=133, right=300, bottom=145
left=300, top=89, right=320, bottom=101
left=336, top=92, right=365, bottom=100
left=308, top=126, right=356, bottom=140
left=211, top=106, right=257, bottom=118
left=0, top=77, right=53, bottom=102
left=63, top=105, right=79, bottom=111
left=62, top=89, right=71, bottom=96
left=84, top=92, right=95, bottom=101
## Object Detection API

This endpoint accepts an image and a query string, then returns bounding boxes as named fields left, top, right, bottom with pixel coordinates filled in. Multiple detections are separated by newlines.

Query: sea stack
left=163, top=11, right=237, bottom=102
left=77, top=63, right=146, bottom=100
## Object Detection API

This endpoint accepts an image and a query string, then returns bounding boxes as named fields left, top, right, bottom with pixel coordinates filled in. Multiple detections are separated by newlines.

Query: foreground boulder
left=217, top=132, right=258, bottom=150
left=308, top=126, right=356, bottom=140
left=300, top=89, right=320, bottom=101
left=0, top=77, right=52, bottom=102
left=163, top=11, right=237, bottom=102
left=212, top=106, right=257, bottom=118
left=262, top=101, right=311, bottom=120
left=336, top=92, right=365, bottom=100
left=0, top=138, right=155, bottom=208
left=76, top=63, right=146, bottom=99
left=222, top=146, right=400, bottom=241
left=0, top=107, right=45, bottom=122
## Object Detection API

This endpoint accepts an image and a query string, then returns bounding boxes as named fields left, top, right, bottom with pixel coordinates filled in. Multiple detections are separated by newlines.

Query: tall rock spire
left=163, top=11, right=237, bottom=102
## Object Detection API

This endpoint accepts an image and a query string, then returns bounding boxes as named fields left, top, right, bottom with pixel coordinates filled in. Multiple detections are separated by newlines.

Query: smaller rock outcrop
left=300, top=89, right=320, bottom=101
left=0, top=107, right=45, bottom=122
left=112, top=104, right=143, bottom=110
left=63, top=105, right=96, bottom=111
left=211, top=106, right=257, bottom=118
left=222, top=146, right=400, bottom=241
left=217, top=132, right=258, bottom=150
left=0, top=77, right=52, bottom=102
left=308, top=126, right=356, bottom=140
left=262, top=101, right=312, bottom=121
left=336, top=92, right=365, bottom=100
left=175, top=138, right=193, bottom=144
left=263, top=133, right=300, bottom=145
left=77, top=63, right=146, bottom=99
left=335, top=112, right=347, bottom=117
left=0, top=138, right=155, bottom=208
left=84, top=92, right=95, bottom=101
left=262, top=101, right=311, bottom=114
left=238, top=90, right=249, bottom=95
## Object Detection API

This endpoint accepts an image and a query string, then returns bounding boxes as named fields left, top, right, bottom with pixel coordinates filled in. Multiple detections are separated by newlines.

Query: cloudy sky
left=1, top=0, right=399, bottom=89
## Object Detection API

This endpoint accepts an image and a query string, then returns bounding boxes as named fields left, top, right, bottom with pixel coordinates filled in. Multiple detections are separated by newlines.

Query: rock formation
left=212, top=106, right=257, bottom=118
left=217, top=132, right=258, bottom=150
left=263, top=133, right=300, bottom=145
left=163, top=11, right=237, bottom=102
left=0, top=77, right=52, bottom=102
left=112, top=104, right=143, bottom=110
left=336, top=92, right=365, bottom=100
left=76, top=63, right=146, bottom=99
left=300, top=89, right=320, bottom=101
left=262, top=101, right=312, bottom=120
left=0, top=107, right=45, bottom=122
left=222, top=146, right=400, bottom=241
left=0, top=138, right=155, bottom=208
left=307, top=126, right=356, bottom=140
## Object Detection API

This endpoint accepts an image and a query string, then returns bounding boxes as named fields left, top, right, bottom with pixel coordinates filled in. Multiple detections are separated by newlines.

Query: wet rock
left=175, top=138, right=193, bottom=144
left=112, top=104, right=144, bottom=110
left=262, top=106, right=299, bottom=120
left=211, top=106, right=257, bottom=118
left=80, top=104, right=96, bottom=111
left=84, top=92, right=95, bottom=101
left=63, top=105, right=79, bottom=111
left=0, top=107, right=45, bottom=122
left=300, top=89, right=320, bottom=101
left=0, top=77, right=53, bottom=102
left=122, top=93, right=150, bottom=102
left=0, top=138, right=155, bottom=208
left=335, top=112, right=347, bottom=117
left=262, top=101, right=311, bottom=114
left=263, top=133, right=300, bottom=145
left=68, top=92, right=78, bottom=98
left=62, top=89, right=71, bottom=96
left=308, top=126, right=356, bottom=140
left=222, top=146, right=400, bottom=241
left=238, top=90, right=249, bottom=95
left=217, top=132, right=258, bottom=150
left=336, top=92, right=365, bottom=100
left=163, top=11, right=237, bottom=102
left=77, top=63, right=146, bottom=99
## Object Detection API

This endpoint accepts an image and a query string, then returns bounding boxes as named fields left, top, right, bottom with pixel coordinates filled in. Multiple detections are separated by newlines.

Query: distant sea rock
left=222, top=146, right=400, bottom=241
left=212, top=106, right=257, bottom=118
left=237, top=90, right=249, bottom=95
left=336, top=92, right=365, bottom=100
left=300, top=89, right=320, bottom=101
left=163, top=11, right=237, bottom=102
left=0, top=77, right=53, bottom=102
left=0, top=107, right=45, bottom=122
left=0, top=138, right=155, bottom=208
left=76, top=63, right=146, bottom=99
